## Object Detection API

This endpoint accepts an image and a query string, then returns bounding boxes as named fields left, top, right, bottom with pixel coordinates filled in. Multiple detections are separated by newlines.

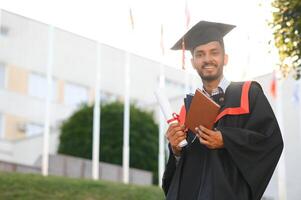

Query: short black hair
left=190, top=39, right=225, bottom=56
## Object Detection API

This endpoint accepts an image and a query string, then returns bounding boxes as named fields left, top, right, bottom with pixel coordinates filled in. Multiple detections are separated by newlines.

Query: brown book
left=185, top=89, right=220, bottom=133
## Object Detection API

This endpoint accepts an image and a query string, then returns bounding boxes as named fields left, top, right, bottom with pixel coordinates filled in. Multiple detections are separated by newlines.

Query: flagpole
left=92, top=43, right=102, bottom=180
left=158, top=103, right=165, bottom=187
left=42, top=25, right=54, bottom=176
left=123, top=49, right=130, bottom=184
left=122, top=7, right=134, bottom=184
left=275, top=78, right=287, bottom=200
left=0, top=9, right=2, bottom=39
left=158, top=66, right=166, bottom=187
left=158, top=24, right=166, bottom=186
left=296, top=79, right=301, bottom=145
left=184, top=0, right=191, bottom=93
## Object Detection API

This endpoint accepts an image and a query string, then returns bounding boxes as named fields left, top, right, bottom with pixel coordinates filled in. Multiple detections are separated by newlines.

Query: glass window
left=28, top=73, right=55, bottom=100
left=0, top=63, right=5, bottom=88
left=64, top=82, right=88, bottom=106
left=26, top=123, right=43, bottom=137
left=165, top=78, right=185, bottom=90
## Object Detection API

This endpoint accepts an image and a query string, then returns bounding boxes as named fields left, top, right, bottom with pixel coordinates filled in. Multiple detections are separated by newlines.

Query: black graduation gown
left=162, top=81, right=284, bottom=200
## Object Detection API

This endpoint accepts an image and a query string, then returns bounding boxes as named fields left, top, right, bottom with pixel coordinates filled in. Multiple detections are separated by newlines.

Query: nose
left=203, top=54, right=211, bottom=63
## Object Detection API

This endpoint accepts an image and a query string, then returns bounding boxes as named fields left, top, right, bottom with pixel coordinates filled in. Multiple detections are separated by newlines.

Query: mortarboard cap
left=171, top=20, right=235, bottom=51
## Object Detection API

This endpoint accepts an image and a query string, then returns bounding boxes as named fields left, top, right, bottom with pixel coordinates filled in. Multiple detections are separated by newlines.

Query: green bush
left=58, top=101, right=159, bottom=184
left=271, top=0, right=301, bottom=79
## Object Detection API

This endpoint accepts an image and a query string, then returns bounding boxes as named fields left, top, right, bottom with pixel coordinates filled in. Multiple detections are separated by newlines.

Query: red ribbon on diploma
left=167, top=113, right=180, bottom=124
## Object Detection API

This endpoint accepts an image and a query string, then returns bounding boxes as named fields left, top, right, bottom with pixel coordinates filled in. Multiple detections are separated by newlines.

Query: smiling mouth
left=202, top=65, right=216, bottom=69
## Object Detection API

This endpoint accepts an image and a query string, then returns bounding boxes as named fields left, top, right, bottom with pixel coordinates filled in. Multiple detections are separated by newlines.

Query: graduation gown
left=162, top=81, right=284, bottom=200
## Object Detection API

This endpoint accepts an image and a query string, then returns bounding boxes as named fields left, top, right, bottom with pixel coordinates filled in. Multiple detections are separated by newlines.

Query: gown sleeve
left=162, top=144, right=177, bottom=195
left=219, top=82, right=284, bottom=200
left=162, top=95, right=193, bottom=195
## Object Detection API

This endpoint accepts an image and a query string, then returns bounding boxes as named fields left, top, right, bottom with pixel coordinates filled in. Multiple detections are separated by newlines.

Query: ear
left=223, top=54, right=228, bottom=66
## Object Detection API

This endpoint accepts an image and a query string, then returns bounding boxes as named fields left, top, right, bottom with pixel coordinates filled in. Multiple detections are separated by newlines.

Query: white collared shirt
left=202, top=76, right=231, bottom=97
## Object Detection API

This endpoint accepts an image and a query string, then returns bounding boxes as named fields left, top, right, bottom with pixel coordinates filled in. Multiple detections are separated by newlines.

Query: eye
left=195, top=52, right=204, bottom=58
left=211, top=50, right=220, bottom=56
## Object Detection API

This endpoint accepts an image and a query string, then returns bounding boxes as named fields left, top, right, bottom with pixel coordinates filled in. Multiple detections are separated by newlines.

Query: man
left=162, top=21, right=283, bottom=200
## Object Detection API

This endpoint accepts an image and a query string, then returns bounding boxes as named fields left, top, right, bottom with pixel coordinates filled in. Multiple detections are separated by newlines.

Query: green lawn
left=0, top=172, right=165, bottom=200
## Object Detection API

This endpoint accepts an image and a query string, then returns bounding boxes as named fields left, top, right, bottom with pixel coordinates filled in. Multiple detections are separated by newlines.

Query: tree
left=271, top=0, right=301, bottom=79
left=58, top=102, right=159, bottom=184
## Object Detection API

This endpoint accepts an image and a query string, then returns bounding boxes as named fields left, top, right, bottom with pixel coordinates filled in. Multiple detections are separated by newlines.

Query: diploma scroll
left=154, top=89, right=188, bottom=147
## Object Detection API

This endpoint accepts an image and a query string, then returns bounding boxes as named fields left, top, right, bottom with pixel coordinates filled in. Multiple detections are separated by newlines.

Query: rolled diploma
left=154, top=89, right=188, bottom=147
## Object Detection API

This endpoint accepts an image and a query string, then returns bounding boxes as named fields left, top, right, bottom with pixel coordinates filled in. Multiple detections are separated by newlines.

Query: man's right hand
left=166, top=123, right=187, bottom=156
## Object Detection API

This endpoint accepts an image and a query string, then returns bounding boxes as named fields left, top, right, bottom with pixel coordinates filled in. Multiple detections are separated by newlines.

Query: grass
left=0, top=172, right=165, bottom=200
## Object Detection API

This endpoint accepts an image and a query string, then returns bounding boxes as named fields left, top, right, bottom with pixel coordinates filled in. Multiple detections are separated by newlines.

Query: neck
left=202, top=77, right=222, bottom=95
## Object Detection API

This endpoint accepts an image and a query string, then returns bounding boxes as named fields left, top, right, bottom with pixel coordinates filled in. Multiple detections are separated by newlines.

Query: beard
left=197, top=62, right=223, bottom=81
left=200, top=73, right=221, bottom=81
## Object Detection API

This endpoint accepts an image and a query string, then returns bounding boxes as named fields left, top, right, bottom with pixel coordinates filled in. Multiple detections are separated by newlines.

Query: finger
left=166, top=124, right=181, bottom=137
left=195, top=127, right=206, bottom=136
left=175, top=130, right=186, bottom=137
left=169, top=132, right=186, bottom=145
left=198, top=125, right=212, bottom=136
left=169, top=127, right=185, bottom=138
left=167, top=130, right=186, bottom=143
left=170, top=135, right=185, bottom=147
left=198, top=135, right=210, bottom=146
left=168, top=123, right=180, bottom=132
left=176, top=136, right=187, bottom=145
left=199, top=132, right=210, bottom=140
left=173, top=124, right=186, bottom=132
left=195, top=127, right=201, bottom=134
left=197, top=135, right=209, bottom=145
left=169, top=122, right=180, bottom=128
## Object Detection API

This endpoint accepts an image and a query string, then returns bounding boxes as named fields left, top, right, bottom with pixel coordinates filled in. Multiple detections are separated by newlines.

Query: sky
left=1, top=0, right=279, bottom=81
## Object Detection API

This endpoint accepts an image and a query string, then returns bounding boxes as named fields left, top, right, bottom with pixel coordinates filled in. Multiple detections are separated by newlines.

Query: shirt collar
left=218, top=76, right=231, bottom=93
left=202, top=76, right=231, bottom=96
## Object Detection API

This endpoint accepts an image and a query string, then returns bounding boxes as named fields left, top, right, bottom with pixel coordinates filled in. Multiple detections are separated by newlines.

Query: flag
left=182, top=0, right=191, bottom=69
left=292, top=81, right=300, bottom=104
left=129, top=8, right=134, bottom=30
left=160, top=24, right=165, bottom=56
left=270, top=71, right=277, bottom=99
left=185, top=0, right=191, bottom=29
left=182, top=39, right=186, bottom=69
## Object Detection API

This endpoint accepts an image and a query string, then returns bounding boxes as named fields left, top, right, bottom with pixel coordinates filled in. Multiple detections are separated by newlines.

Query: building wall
left=0, top=10, right=197, bottom=141
left=0, top=154, right=153, bottom=186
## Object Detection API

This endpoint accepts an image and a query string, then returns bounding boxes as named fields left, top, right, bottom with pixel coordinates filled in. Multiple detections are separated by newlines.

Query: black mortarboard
left=171, top=20, right=235, bottom=51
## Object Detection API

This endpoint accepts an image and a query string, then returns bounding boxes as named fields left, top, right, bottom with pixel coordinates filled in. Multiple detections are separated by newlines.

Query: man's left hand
left=195, top=125, right=224, bottom=149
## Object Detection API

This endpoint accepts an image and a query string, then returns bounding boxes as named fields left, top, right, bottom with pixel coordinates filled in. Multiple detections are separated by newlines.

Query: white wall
left=0, top=131, right=59, bottom=165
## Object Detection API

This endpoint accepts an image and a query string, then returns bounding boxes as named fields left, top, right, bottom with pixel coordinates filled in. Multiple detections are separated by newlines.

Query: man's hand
left=166, top=123, right=187, bottom=156
left=195, top=125, right=224, bottom=149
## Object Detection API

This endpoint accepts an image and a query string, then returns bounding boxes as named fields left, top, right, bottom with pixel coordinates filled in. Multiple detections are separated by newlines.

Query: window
left=64, top=82, right=88, bottom=106
left=0, top=63, right=5, bottom=88
left=26, top=123, right=43, bottom=137
left=28, top=73, right=55, bottom=100
left=165, top=78, right=185, bottom=90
